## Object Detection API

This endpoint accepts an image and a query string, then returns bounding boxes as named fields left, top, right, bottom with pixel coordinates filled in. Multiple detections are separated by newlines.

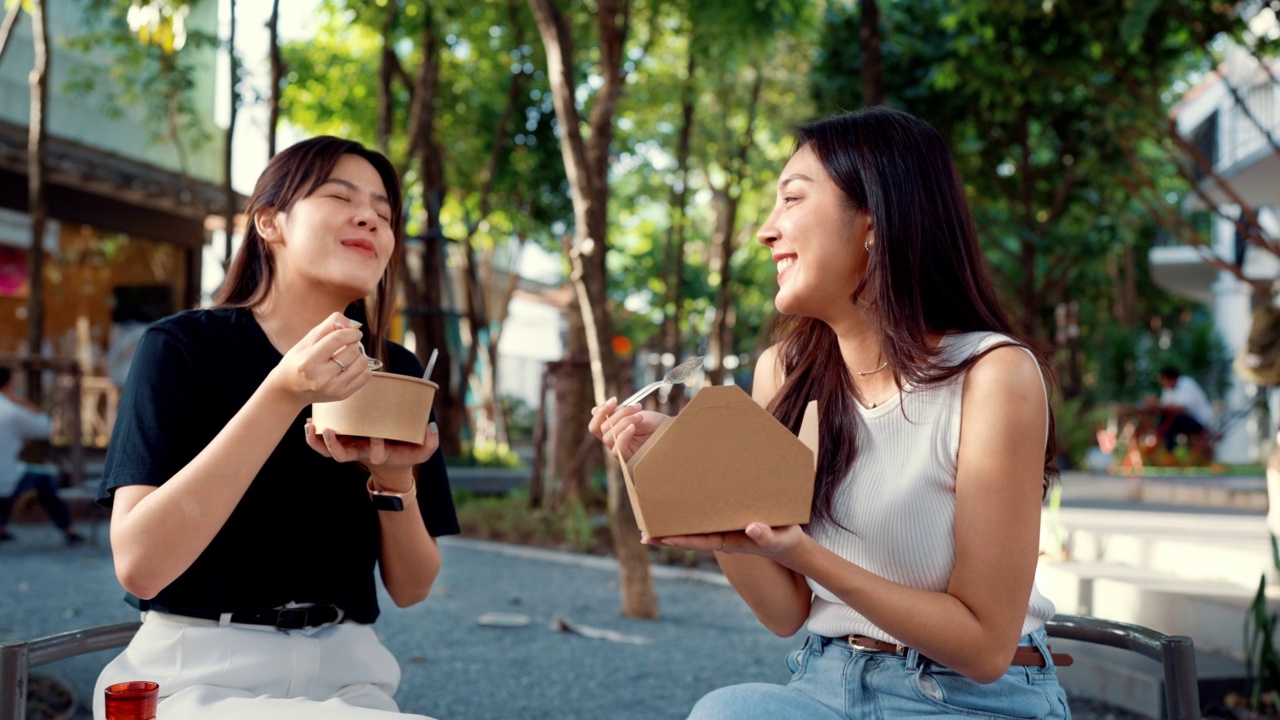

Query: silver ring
left=330, top=356, right=348, bottom=372
left=718, top=537, right=726, bottom=552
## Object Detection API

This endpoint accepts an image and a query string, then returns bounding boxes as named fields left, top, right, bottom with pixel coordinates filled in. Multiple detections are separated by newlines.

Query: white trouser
left=93, top=611, right=436, bottom=719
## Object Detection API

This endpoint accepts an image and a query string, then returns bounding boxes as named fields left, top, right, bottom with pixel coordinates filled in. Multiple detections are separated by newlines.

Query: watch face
left=372, top=494, right=405, bottom=512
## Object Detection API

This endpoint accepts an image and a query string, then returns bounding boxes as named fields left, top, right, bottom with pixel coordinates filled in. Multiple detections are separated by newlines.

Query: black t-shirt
left=98, top=307, right=459, bottom=624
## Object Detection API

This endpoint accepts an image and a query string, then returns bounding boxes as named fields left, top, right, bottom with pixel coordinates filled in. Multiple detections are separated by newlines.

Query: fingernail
left=428, top=421, right=438, bottom=434
left=323, top=429, right=335, bottom=442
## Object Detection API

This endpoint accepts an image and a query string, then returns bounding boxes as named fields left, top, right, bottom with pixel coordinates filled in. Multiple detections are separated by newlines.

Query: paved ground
left=3, top=520, right=1146, bottom=720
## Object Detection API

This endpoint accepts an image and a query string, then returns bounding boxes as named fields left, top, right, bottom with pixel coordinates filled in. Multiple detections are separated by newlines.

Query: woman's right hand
left=267, top=312, right=372, bottom=407
left=588, top=397, right=668, bottom=462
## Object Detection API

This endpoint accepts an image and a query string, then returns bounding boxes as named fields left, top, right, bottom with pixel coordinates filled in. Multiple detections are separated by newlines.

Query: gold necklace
left=862, top=389, right=894, bottom=409
left=852, top=360, right=889, bottom=376
left=852, top=357, right=890, bottom=407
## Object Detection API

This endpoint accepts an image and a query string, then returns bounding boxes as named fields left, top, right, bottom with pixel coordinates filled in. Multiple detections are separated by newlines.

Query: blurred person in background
left=0, top=365, right=85, bottom=544
left=1151, top=365, right=1212, bottom=452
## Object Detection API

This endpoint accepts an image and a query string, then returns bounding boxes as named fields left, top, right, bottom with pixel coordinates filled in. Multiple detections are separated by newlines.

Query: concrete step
left=1137, top=476, right=1267, bottom=512
left=1053, top=637, right=1248, bottom=719
left=447, top=467, right=530, bottom=495
left=1037, top=559, right=1280, bottom=660
left=1042, top=506, right=1273, bottom=590
left=1056, top=471, right=1267, bottom=513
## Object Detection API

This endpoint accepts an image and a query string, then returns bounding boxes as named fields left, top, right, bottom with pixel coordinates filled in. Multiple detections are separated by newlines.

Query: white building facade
left=1154, top=11, right=1280, bottom=462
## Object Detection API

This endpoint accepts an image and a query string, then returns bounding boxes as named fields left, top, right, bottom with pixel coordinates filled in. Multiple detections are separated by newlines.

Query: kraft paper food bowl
left=312, top=372, right=437, bottom=444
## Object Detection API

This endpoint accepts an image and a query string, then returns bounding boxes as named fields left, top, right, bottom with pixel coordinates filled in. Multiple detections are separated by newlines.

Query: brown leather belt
left=848, top=635, right=1074, bottom=668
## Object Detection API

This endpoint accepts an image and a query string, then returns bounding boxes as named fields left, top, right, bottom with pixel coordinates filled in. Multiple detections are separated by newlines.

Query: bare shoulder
left=752, top=345, right=784, bottom=407
left=963, top=344, right=1046, bottom=406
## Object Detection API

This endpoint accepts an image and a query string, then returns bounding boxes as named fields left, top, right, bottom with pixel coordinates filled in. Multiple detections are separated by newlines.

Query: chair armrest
left=0, top=621, right=141, bottom=720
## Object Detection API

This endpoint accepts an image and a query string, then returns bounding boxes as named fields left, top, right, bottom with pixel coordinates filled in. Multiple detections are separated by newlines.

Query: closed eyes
left=330, top=194, right=390, bottom=223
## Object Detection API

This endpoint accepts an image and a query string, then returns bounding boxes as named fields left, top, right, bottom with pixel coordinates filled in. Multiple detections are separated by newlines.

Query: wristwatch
left=367, top=476, right=416, bottom=512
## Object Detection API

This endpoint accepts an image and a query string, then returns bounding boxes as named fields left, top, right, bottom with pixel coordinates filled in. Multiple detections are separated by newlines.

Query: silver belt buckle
left=848, top=635, right=906, bottom=655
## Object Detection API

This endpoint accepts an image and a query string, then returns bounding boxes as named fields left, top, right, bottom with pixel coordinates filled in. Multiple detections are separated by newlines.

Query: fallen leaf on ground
left=550, top=614, right=651, bottom=645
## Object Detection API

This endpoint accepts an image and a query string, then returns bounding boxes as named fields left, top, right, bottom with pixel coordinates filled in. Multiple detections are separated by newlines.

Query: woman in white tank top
left=590, top=107, right=1071, bottom=719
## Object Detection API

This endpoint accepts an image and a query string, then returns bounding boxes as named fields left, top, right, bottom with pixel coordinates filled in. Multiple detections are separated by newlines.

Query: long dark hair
left=765, top=107, right=1058, bottom=529
left=215, top=136, right=404, bottom=365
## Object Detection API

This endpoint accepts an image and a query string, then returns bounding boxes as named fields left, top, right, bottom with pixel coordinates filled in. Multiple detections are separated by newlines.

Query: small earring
left=864, top=241, right=871, bottom=253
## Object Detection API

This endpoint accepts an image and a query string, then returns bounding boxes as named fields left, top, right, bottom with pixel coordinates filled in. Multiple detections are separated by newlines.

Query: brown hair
left=215, top=136, right=404, bottom=365
left=765, top=107, right=1058, bottom=530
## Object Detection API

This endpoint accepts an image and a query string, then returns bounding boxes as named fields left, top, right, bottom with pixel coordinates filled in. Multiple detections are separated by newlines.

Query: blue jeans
left=687, top=627, right=1070, bottom=719
left=0, top=468, right=72, bottom=531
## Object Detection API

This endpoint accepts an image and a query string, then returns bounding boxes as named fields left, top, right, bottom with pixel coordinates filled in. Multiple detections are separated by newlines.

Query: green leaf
left=1119, top=0, right=1160, bottom=45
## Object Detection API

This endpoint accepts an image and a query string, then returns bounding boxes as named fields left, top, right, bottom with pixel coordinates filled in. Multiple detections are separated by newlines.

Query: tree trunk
left=860, top=0, right=882, bottom=106
left=660, top=52, right=696, bottom=376
left=1120, top=241, right=1137, bottom=326
left=459, top=234, right=485, bottom=442
left=26, top=0, right=48, bottom=404
left=267, top=0, right=282, bottom=158
left=1018, top=237, right=1038, bottom=338
left=414, top=221, right=464, bottom=456
left=399, top=12, right=463, bottom=456
left=528, top=0, right=658, bottom=620
left=553, top=311, right=593, bottom=508
left=376, top=1, right=396, bottom=155
left=457, top=35, right=526, bottom=454
left=707, top=188, right=739, bottom=386
left=706, top=68, right=762, bottom=386
left=222, top=0, right=238, bottom=270
left=482, top=236, right=525, bottom=445
left=0, top=2, right=22, bottom=67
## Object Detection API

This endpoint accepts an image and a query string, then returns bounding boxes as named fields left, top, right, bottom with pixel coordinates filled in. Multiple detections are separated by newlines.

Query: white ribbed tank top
left=804, top=331, right=1057, bottom=642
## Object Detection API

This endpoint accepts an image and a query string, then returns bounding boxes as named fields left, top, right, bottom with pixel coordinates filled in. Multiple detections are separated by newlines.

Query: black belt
left=146, top=602, right=345, bottom=630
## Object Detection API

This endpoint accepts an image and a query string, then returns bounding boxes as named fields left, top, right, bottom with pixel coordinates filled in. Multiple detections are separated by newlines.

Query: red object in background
left=0, top=246, right=28, bottom=297
left=103, top=681, right=158, bottom=720
left=612, top=335, right=633, bottom=357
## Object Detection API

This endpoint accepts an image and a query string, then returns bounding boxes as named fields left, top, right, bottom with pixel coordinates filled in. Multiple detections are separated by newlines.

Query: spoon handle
left=620, top=380, right=667, bottom=407
left=423, top=348, right=439, bottom=381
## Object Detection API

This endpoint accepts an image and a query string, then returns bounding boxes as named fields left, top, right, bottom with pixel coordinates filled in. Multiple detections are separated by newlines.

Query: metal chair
left=1, top=615, right=1201, bottom=719
left=1046, top=613, right=1201, bottom=720
left=0, top=621, right=140, bottom=720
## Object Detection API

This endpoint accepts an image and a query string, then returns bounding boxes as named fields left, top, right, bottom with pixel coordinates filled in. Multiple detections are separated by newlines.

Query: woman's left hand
left=304, top=418, right=440, bottom=481
left=649, top=522, right=812, bottom=566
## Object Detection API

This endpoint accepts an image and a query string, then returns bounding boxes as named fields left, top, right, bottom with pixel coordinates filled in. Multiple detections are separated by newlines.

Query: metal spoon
left=423, top=348, right=439, bottom=381
left=620, top=355, right=705, bottom=407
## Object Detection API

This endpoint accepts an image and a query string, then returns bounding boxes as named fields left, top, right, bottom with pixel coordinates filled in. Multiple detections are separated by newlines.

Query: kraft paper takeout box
left=312, top=372, right=437, bottom=444
left=618, top=385, right=819, bottom=538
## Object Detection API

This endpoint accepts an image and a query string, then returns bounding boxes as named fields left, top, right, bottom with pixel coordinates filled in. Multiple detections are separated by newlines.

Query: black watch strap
left=367, top=476, right=414, bottom=512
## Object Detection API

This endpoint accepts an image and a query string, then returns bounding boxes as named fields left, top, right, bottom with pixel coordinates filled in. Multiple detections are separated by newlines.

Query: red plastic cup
left=103, top=680, right=158, bottom=720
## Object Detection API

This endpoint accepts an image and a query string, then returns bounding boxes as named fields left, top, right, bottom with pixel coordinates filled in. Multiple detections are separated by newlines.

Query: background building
left=1154, top=10, right=1280, bottom=463
left=0, top=0, right=229, bottom=446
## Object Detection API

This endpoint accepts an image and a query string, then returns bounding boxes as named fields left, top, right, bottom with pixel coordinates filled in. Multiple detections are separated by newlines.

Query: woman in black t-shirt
left=94, top=137, right=458, bottom=719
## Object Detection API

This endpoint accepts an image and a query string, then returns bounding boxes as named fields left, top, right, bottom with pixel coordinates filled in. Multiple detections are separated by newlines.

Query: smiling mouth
left=776, top=257, right=796, bottom=275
